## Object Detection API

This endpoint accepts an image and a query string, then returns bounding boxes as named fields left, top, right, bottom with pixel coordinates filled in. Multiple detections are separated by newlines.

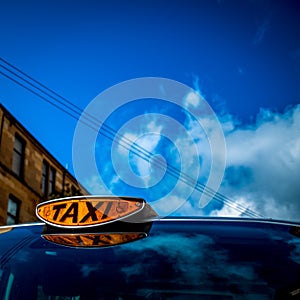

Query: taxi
left=0, top=196, right=300, bottom=299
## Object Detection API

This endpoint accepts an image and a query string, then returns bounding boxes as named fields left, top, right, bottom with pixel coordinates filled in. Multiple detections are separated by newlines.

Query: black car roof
left=1, top=217, right=300, bottom=299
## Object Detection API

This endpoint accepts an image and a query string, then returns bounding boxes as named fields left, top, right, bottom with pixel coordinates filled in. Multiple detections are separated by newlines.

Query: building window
left=49, top=167, right=56, bottom=195
left=7, top=195, right=20, bottom=225
left=41, top=160, right=49, bottom=196
left=42, top=160, right=56, bottom=198
left=71, top=184, right=81, bottom=196
left=12, top=134, right=25, bottom=178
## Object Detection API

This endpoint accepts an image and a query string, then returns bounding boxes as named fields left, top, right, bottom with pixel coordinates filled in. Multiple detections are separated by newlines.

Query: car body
left=0, top=196, right=300, bottom=299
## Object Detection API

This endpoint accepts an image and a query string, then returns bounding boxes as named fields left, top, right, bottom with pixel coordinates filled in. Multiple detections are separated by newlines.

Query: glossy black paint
left=0, top=218, right=300, bottom=299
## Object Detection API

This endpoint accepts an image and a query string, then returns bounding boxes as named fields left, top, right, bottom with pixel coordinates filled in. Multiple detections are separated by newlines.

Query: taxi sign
left=36, top=196, right=145, bottom=228
left=42, top=232, right=146, bottom=248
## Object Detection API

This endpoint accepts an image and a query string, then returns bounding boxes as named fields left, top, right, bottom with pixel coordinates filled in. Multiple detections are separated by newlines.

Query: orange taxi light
left=36, top=196, right=145, bottom=228
left=43, top=232, right=146, bottom=248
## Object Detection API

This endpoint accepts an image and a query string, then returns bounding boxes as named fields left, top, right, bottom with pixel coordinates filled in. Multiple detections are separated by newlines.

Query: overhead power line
left=0, top=57, right=265, bottom=218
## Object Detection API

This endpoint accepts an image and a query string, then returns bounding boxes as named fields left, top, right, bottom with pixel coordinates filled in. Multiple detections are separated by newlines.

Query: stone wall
left=0, top=104, right=88, bottom=225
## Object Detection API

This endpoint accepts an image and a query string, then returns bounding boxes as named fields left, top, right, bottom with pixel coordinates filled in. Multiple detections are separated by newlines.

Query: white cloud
left=220, top=105, right=300, bottom=221
left=117, top=132, right=138, bottom=155
left=210, top=196, right=259, bottom=218
left=83, top=175, right=112, bottom=195
left=169, top=104, right=300, bottom=221
left=130, top=133, right=162, bottom=182
left=83, top=98, right=300, bottom=222
left=184, top=90, right=202, bottom=108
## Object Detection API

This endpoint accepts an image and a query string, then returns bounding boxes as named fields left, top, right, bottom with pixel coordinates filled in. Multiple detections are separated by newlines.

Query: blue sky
left=0, top=0, right=300, bottom=220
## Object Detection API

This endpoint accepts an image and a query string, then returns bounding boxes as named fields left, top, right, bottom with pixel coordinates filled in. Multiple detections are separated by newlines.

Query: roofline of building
left=0, top=103, right=89, bottom=194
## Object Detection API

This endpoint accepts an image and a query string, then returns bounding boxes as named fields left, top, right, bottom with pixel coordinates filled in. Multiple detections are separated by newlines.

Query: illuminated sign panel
left=36, top=197, right=145, bottom=228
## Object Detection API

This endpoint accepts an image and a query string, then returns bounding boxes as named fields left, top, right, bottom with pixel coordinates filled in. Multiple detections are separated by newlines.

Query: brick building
left=0, top=104, right=88, bottom=225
